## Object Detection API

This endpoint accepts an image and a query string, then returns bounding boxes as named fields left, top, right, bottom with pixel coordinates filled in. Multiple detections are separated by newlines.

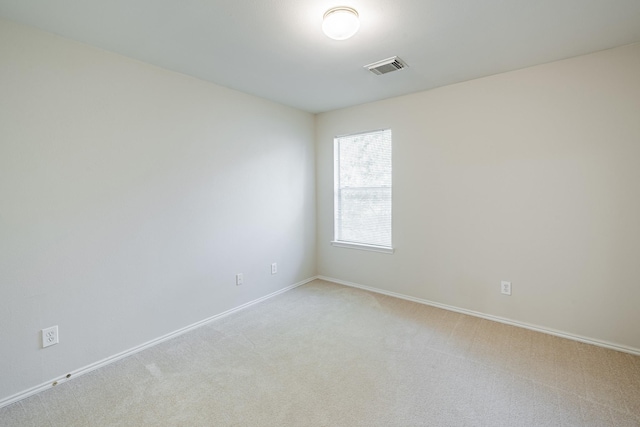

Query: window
left=333, top=129, right=393, bottom=253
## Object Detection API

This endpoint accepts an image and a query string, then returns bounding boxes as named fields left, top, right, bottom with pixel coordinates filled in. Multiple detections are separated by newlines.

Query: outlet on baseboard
left=236, top=273, right=243, bottom=286
left=501, top=281, right=512, bottom=296
left=42, top=325, right=59, bottom=348
left=271, top=262, right=277, bottom=275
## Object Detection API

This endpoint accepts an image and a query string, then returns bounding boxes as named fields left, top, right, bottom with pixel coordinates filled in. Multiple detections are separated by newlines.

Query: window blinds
left=334, top=129, right=392, bottom=248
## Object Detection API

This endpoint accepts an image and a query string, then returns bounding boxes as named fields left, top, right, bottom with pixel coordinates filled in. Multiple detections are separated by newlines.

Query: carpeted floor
left=2, top=279, right=639, bottom=426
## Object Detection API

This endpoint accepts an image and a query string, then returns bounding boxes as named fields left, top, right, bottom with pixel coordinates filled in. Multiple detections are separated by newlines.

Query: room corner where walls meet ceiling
left=1, top=0, right=640, bottom=112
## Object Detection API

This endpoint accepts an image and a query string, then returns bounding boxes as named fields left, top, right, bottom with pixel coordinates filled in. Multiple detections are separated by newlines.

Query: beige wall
left=316, top=43, right=640, bottom=352
left=2, top=15, right=639, bottom=406
left=0, top=19, right=316, bottom=402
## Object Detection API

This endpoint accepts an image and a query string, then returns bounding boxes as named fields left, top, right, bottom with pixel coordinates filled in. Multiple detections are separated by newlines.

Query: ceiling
left=1, top=1, right=640, bottom=113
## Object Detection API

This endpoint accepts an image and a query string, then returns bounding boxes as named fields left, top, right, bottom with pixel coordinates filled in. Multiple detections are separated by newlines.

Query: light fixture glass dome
left=322, top=7, right=360, bottom=40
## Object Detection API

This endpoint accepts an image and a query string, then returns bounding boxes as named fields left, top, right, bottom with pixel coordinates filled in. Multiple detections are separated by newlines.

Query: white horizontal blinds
left=335, top=129, right=392, bottom=247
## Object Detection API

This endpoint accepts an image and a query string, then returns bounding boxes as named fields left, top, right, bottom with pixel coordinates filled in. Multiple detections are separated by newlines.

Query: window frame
left=331, top=129, right=394, bottom=254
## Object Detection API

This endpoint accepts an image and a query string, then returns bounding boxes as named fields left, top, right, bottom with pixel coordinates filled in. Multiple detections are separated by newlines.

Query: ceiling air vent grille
left=365, top=56, right=408, bottom=75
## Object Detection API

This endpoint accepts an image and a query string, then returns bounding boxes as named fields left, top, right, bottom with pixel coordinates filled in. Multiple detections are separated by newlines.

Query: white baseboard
left=0, top=276, right=318, bottom=409
left=318, top=275, right=640, bottom=357
left=5, top=274, right=636, bottom=409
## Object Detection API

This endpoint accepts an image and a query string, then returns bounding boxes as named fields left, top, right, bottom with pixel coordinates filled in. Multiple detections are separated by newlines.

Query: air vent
left=364, top=56, right=408, bottom=75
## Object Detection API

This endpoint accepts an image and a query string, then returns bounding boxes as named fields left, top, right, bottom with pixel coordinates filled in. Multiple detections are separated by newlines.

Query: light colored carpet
left=2, top=279, right=639, bottom=426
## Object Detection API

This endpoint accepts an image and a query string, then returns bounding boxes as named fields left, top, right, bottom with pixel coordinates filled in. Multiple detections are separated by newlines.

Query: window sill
left=331, top=241, right=395, bottom=254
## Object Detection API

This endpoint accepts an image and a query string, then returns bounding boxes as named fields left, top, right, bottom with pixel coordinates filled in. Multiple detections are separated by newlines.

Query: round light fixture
left=322, top=7, right=360, bottom=40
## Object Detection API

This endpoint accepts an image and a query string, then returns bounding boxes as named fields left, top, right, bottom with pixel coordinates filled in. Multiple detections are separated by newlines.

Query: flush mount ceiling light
left=322, top=7, right=360, bottom=40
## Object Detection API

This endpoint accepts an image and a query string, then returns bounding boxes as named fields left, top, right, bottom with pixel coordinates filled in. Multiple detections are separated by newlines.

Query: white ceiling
left=2, top=0, right=640, bottom=113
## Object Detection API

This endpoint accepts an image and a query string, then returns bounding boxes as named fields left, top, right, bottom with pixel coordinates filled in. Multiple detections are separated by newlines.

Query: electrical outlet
left=42, top=326, right=59, bottom=348
left=501, top=281, right=512, bottom=296
left=236, top=273, right=243, bottom=286
left=271, top=263, right=277, bottom=275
